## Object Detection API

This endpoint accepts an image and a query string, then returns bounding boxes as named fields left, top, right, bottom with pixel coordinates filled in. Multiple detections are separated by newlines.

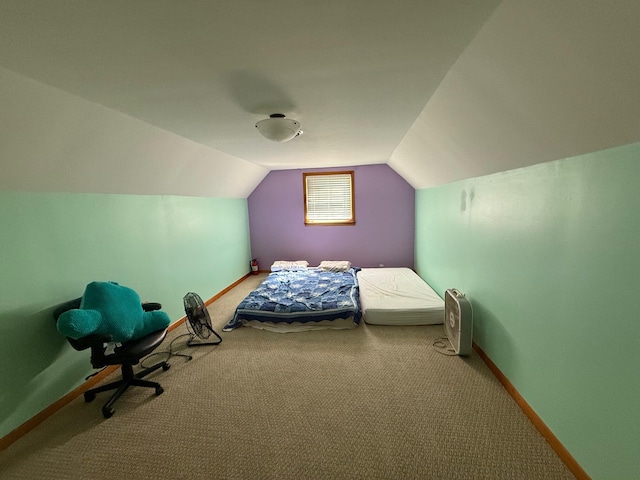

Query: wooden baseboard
left=205, top=273, right=252, bottom=307
left=473, top=342, right=590, bottom=480
left=0, top=272, right=251, bottom=451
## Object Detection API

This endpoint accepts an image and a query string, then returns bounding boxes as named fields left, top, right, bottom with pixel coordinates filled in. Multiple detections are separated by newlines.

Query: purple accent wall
left=248, top=164, right=415, bottom=269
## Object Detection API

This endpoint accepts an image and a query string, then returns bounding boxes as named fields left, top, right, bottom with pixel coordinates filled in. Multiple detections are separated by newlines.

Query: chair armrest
left=67, top=333, right=112, bottom=351
left=64, top=333, right=113, bottom=368
left=142, top=302, right=162, bottom=312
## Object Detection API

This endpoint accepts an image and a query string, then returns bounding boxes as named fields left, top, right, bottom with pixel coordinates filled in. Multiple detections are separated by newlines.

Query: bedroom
left=1, top=1, right=639, bottom=479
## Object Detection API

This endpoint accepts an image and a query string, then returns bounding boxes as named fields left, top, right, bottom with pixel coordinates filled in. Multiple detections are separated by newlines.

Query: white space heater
left=444, top=288, right=473, bottom=356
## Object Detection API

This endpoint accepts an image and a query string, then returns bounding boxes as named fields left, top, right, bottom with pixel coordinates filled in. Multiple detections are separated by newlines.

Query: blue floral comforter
left=223, top=268, right=361, bottom=330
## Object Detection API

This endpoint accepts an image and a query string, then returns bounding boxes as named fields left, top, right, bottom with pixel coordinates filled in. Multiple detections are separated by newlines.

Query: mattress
left=223, top=268, right=361, bottom=332
left=357, top=267, right=444, bottom=325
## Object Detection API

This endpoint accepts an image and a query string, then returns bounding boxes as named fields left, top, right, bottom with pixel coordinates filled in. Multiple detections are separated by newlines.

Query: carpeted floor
left=0, top=274, right=574, bottom=479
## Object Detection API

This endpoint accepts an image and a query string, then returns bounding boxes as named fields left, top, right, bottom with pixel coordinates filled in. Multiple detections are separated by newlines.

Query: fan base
left=187, top=333, right=221, bottom=346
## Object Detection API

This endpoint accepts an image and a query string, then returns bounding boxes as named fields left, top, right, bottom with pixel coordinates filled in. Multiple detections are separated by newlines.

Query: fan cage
left=183, top=292, right=213, bottom=339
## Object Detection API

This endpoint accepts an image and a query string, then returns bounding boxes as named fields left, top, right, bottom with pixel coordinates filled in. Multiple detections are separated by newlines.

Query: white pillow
left=270, top=260, right=309, bottom=271
left=318, top=261, right=351, bottom=272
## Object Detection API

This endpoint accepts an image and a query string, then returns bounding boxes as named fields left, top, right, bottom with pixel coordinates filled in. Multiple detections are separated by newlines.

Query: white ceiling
left=1, top=0, right=639, bottom=195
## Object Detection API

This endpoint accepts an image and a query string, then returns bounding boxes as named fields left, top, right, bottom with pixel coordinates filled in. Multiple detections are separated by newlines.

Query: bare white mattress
left=357, top=267, right=444, bottom=325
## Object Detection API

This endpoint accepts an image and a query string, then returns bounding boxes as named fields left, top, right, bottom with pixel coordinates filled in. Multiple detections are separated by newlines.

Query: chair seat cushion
left=112, top=328, right=168, bottom=364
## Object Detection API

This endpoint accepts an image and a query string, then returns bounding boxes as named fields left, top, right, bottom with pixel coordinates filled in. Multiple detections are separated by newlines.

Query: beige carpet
left=0, top=274, right=574, bottom=479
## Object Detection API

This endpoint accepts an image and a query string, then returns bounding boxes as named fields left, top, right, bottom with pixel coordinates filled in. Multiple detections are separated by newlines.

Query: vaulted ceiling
left=1, top=1, right=639, bottom=197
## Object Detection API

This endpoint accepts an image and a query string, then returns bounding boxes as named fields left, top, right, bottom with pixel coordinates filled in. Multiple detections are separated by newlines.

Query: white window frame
left=303, top=171, right=355, bottom=226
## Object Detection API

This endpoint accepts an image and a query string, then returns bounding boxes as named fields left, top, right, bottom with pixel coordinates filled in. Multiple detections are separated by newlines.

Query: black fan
left=183, top=292, right=222, bottom=346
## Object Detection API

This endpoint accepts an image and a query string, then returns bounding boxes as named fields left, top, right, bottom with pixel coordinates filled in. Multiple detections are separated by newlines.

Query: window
left=304, top=171, right=355, bottom=226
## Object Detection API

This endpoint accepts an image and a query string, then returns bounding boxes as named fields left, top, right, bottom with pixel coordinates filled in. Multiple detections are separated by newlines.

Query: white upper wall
left=390, top=0, right=640, bottom=189
left=0, top=66, right=268, bottom=198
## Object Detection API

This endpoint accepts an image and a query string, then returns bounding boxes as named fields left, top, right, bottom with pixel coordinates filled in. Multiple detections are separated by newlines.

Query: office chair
left=54, top=298, right=171, bottom=418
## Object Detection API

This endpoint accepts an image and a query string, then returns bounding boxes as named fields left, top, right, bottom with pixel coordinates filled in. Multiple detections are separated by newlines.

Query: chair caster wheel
left=162, top=363, right=171, bottom=371
left=84, top=392, right=96, bottom=403
left=102, top=406, right=114, bottom=418
left=155, top=386, right=164, bottom=396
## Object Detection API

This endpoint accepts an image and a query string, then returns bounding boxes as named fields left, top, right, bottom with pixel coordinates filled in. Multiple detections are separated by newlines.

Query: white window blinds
left=304, top=171, right=355, bottom=225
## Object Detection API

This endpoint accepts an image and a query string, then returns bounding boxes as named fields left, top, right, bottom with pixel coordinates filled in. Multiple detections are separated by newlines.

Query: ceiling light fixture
left=255, top=113, right=302, bottom=142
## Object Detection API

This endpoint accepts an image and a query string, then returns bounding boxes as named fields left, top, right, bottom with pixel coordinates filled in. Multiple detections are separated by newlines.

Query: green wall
left=415, top=143, right=640, bottom=479
left=0, top=192, right=251, bottom=438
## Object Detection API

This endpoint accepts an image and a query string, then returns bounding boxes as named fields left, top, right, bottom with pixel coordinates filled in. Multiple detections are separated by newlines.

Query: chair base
left=84, top=361, right=170, bottom=418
